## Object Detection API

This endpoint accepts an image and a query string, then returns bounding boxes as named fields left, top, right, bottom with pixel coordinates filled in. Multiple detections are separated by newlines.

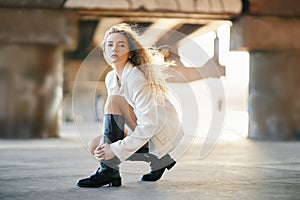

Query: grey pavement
left=1, top=123, right=300, bottom=200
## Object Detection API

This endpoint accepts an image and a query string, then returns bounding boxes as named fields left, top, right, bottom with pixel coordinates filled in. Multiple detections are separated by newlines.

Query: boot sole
left=77, top=177, right=121, bottom=188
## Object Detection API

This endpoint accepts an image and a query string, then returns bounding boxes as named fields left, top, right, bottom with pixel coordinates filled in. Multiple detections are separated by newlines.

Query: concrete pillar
left=249, top=52, right=300, bottom=140
left=231, top=14, right=300, bottom=140
left=0, top=9, right=77, bottom=138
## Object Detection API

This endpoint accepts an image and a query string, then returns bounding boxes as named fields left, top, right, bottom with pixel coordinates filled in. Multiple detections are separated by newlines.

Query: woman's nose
left=112, top=45, right=119, bottom=51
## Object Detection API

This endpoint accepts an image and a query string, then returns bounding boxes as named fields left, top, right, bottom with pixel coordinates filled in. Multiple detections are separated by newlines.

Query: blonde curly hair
left=102, top=23, right=170, bottom=99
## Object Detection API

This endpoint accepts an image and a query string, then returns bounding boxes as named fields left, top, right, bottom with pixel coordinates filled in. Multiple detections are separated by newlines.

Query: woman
left=76, top=23, right=184, bottom=188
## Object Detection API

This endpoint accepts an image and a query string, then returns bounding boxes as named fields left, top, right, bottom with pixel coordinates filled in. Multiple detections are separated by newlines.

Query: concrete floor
left=0, top=123, right=300, bottom=200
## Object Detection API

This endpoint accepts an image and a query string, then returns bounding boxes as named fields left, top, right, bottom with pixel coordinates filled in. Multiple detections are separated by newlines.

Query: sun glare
left=177, top=21, right=250, bottom=140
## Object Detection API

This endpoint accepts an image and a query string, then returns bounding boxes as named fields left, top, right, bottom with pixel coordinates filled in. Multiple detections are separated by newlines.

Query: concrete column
left=0, top=45, right=63, bottom=138
left=231, top=14, right=300, bottom=140
left=249, top=52, right=300, bottom=140
left=0, top=9, right=77, bottom=138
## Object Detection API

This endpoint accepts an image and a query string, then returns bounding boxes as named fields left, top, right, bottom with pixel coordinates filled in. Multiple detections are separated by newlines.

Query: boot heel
left=109, top=177, right=122, bottom=187
left=166, top=161, right=176, bottom=170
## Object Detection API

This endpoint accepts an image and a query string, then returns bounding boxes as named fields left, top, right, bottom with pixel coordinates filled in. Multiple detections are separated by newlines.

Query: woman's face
left=104, top=33, right=130, bottom=65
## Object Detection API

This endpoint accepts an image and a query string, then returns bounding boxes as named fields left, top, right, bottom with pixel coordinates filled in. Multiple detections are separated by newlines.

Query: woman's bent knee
left=88, top=136, right=101, bottom=154
left=104, top=95, right=127, bottom=115
left=104, top=95, right=137, bottom=130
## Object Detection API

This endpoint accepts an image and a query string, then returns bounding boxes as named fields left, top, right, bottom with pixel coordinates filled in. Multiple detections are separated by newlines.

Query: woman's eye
left=107, top=44, right=113, bottom=47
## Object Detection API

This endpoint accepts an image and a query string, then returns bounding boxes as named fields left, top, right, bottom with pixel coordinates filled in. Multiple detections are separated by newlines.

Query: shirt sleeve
left=110, top=70, right=163, bottom=161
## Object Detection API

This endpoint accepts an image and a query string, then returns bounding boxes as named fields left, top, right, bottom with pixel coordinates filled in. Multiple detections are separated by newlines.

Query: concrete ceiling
left=0, top=0, right=66, bottom=8
left=0, top=0, right=240, bottom=60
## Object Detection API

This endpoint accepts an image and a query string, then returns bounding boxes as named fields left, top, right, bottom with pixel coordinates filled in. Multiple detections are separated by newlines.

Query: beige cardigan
left=106, top=62, right=183, bottom=162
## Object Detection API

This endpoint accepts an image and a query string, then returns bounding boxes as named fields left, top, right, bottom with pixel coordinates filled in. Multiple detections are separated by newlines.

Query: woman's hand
left=93, top=143, right=116, bottom=161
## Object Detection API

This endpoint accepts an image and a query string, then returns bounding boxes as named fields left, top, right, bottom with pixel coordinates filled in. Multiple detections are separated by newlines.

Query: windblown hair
left=102, top=23, right=170, bottom=101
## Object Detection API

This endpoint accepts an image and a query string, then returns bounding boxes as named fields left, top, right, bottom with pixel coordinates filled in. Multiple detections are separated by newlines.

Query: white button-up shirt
left=106, top=62, right=183, bottom=161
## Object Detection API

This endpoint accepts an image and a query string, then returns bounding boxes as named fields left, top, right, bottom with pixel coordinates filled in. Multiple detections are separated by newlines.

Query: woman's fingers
left=93, top=143, right=115, bottom=161
left=94, top=147, right=104, bottom=160
left=94, top=153, right=104, bottom=161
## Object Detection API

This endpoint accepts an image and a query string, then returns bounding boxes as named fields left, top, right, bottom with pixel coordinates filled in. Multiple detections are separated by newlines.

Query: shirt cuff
left=110, top=141, right=131, bottom=162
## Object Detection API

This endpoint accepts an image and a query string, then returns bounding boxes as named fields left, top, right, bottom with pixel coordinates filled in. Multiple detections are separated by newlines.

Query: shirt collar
left=112, top=61, right=134, bottom=88
left=121, top=61, right=134, bottom=81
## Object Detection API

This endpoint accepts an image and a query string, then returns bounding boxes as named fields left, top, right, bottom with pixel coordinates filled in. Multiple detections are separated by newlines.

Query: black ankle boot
left=141, top=154, right=176, bottom=182
left=76, top=114, right=125, bottom=188
left=76, top=159, right=121, bottom=187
